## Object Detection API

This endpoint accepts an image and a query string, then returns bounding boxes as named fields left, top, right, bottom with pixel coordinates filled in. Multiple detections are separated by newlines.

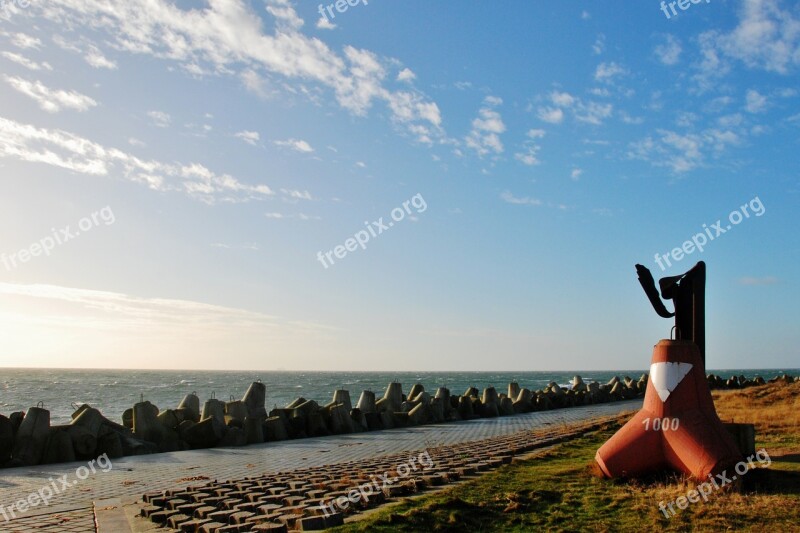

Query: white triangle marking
left=650, top=362, right=693, bottom=402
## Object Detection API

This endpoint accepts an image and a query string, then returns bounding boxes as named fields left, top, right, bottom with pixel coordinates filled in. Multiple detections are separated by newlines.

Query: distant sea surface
left=1, top=368, right=797, bottom=424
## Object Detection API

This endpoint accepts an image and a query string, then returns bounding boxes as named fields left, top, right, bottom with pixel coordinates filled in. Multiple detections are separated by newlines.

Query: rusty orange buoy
left=595, top=339, right=742, bottom=480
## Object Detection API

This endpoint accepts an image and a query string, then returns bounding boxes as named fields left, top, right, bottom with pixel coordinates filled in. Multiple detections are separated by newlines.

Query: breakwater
left=1, top=373, right=796, bottom=469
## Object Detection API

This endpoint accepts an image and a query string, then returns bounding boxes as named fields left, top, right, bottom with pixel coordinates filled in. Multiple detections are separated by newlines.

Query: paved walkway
left=0, top=400, right=639, bottom=531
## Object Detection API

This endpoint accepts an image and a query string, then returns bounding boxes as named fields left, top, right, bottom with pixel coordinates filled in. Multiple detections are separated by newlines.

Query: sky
left=0, top=0, right=798, bottom=371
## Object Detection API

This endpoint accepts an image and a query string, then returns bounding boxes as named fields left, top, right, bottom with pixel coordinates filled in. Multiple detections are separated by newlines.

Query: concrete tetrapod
left=12, top=406, right=50, bottom=466
left=243, top=382, right=267, bottom=418
left=177, top=393, right=201, bottom=423
left=596, top=339, right=743, bottom=480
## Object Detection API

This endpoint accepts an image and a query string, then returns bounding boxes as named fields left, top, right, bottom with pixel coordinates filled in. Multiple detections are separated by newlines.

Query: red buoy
left=596, top=339, right=742, bottom=480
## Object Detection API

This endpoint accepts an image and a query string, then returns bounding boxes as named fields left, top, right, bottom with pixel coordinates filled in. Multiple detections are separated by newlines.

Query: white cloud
left=500, top=191, right=542, bottom=206
left=0, top=282, right=335, bottom=344
left=1, top=52, right=52, bottom=71
left=716, top=0, right=800, bottom=74
left=745, top=89, right=768, bottom=113
left=274, top=138, right=314, bottom=153
left=265, top=0, right=304, bottom=30
left=537, top=90, right=612, bottom=126
left=265, top=212, right=319, bottom=220
left=550, top=91, right=575, bottom=107
left=4, top=76, right=97, bottom=113
left=655, top=35, right=682, bottom=65
left=574, top=101, right=613, bottom=125
left=628, top=127, right=740, bottom=174
left=355, top=161, right=366, bottom=168
left=592, top=34, right=606, bottom=55
left=617, top=111, right=643, bottom=125
left=10, top=33, right=41, bottom=49
left=537, top=107, right=564, bottom=124
left=235, top=130, right=260, bottom=145
left=466, top=97, right=505, bottom=156
left=147, top=110, right=171, bottom=128
left=280, top=189, right=313, bottom=200
left=514, top=129, right=546, bottom=166
left=37, top=0, right=443, bottom=142
left=211, top=242, right=260, bottom=251
left=693, top=0, right=800, bottom=90
left=128, top=137, right=145, bottom=147
left=571, top=168, right=583, bottom=180
left=594, top=62, right=627, bottom=83
left=0, top=115, right=275, bottom=203
left=84, top=45, right=117, bottom=69
left=52, top=35, right=117, bottom=70
left=316, top=16, right=336, bottom=30
left=397, top=68, right=416, bottom=83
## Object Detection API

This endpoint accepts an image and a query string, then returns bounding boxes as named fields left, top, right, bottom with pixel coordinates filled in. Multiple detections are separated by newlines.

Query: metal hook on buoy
left=230, top=395, right=235, bottom=402
left=36, top=401, right=44, bottom=409
left=671, top=325, right=682, bottom=340
left=140, top=393, right=144, bottom=403
left=71, top=401, right=80, bottom=410
left=211, top=391, right=216, bottom=399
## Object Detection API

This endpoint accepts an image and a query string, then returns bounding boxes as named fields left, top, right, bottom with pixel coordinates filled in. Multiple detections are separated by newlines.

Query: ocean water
left=0, top=368, right=796, bottom=425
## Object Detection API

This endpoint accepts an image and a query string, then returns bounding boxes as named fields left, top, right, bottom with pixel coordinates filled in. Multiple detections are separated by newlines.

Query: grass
left=332, top=382, right=800, bottom=533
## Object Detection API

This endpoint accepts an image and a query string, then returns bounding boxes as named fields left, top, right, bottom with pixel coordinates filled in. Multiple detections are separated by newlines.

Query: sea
left=1, top=368, right=797, bottom=424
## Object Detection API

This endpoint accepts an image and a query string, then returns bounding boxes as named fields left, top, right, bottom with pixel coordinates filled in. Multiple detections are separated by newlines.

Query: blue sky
left=0, top=0, right=798, bottom=371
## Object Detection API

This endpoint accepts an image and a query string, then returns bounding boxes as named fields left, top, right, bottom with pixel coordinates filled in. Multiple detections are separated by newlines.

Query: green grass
left=333, top=384, right=800, bottom=533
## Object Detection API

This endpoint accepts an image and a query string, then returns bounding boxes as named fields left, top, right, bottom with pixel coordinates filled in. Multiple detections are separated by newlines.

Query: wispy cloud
left=274, top=138, right=314, bottom=153
left=10, top=33, right=41, bottom=49
left=466, top=96, right=505, bottom=156
left=36, top=0, right=443, bottom=143
left=537, top=90, right=613, bottom=126
left=514, top=129, right=545, bottom=166
left=235, top=130, right=260, bottom=146
left=1, top=52, right=52, bottom=71
left=147, top=110, right=171, bottom=128
left=0, top=116, right=276, bottom=203
left=4, top=76, right=97, bottom=113
left=655, top=35, right=682, bottom=66
left=500, top=190, right=542, bottom=206
left=595, top=62, right=627, bottom=83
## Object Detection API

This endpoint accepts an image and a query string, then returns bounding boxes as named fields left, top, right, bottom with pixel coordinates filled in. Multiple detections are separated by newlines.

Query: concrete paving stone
left=229, top=510, right=255, bottom=524
left=167, top=498, right=189, bottom=510
left=178, top=518, right=211, bottom=532
left=194, top=505, right=218, bottom=519
left=251, top=523, right=288, bottom=532
left=150, top=509, right=179, bottom=524
left=206, top=509, right=236, bottom=523
left=277, top=512, right=303, bottom=528
left=198, top=522, right=227, bottom=533
left=298, top=515, right=326, bottom=531
left=167, top=512, right=190, bottom=528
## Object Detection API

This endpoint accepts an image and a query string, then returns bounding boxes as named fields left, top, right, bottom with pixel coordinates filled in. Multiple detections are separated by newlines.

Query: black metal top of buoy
left=635, top=261, right=707, bottom=369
